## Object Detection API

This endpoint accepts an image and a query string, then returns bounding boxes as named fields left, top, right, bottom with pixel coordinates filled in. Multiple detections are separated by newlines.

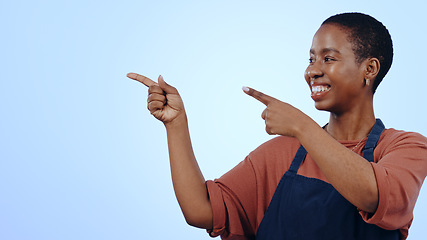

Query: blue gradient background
left=1, top=1, right=426, bottom=239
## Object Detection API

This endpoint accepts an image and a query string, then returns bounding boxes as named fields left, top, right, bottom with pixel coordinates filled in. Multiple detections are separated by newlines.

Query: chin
left=314, top=102, right=328, bottom=111
left=314, top=101, right=336, bottom=113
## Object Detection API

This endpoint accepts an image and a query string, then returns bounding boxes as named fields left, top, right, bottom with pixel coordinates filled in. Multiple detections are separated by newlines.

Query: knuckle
left=148, top=84, right=161, bottom=94
left=265, top=126, right=272, bottom=135
left=254, top=91, right=264, bottom=99
left=148, top=101, right=159, bottom=111
left=266, top=127, right=275, bottom=135
left=148, top=93, right=165, bottom=103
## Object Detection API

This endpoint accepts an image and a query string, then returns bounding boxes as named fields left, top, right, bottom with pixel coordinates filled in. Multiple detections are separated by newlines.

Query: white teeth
left=312, top=85, right=330, bottom=94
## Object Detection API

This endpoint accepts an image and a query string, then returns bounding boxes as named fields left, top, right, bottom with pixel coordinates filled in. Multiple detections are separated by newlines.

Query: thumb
left=158, top=75, right=179, bottom=94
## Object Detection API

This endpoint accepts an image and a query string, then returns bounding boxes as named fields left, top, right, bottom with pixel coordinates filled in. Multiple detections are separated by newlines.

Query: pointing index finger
left=127, top=72, right=157, bottom=87
left=242, top=86, right=275, bottom=106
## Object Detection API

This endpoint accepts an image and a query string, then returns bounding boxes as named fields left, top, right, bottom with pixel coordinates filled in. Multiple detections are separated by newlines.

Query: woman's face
left=304, top=24, right=367, bottom=114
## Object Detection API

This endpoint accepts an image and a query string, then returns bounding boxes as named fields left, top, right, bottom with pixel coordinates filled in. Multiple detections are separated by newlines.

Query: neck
left=326, top=104, right=376, bottom=141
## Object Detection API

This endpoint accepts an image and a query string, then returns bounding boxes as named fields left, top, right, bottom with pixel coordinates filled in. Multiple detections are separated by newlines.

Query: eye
left=324, top=57, right=335, bottom=62
left=309, top=58, right=314, bottom=63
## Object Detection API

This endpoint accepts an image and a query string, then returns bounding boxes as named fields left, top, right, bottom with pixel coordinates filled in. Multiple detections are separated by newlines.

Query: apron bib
left=256, top=119, right=400, bottom=239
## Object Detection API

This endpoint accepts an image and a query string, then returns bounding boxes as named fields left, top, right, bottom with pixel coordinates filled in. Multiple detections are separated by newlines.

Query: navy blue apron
left=256, top=119, right=400, bottom=239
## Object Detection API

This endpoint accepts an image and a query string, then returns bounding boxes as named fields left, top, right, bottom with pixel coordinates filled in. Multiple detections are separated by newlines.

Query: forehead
left=310, top=24, right=354, bottom=55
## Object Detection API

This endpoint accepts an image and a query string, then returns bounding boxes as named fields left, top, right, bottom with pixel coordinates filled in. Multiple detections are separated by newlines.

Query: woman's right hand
left=127, top=73, right=185, bottom=125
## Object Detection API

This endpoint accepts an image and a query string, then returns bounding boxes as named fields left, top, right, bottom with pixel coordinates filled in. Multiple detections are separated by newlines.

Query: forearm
left=295, top=118, right=379, bottom=213
left=165, top=114, right=213, bottom=229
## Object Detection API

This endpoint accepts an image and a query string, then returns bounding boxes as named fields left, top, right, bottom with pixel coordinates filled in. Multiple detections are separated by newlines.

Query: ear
left=363, top=58, right=380, bottom=86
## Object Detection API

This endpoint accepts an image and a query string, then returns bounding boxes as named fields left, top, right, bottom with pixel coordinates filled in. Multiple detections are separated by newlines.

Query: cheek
left=328, top=65, right=353, bottom=85
left=327, top=64, right=341, bottom=76
left=331, top=62, right=363, bottom=82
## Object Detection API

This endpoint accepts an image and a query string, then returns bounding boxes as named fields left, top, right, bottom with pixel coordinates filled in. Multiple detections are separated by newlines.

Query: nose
left=305, top=62, right=323, bottom=80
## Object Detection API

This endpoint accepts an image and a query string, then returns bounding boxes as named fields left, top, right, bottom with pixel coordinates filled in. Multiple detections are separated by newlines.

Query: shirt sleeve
left=359, top=131, right=427, bottom=237
left=206, top=156, right=258, bottom=240
left=204, top=136, right=309, bottom=239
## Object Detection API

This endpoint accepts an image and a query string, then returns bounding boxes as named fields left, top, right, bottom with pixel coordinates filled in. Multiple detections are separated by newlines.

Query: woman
left=128, top=13, right=427, bottom=239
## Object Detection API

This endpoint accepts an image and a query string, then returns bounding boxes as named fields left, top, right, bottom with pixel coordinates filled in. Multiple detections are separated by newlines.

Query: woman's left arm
left=243, top=87, right=379, bottom=213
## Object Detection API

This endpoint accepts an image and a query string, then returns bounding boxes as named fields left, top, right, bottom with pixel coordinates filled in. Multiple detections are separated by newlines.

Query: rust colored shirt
left=206, top=128, right=427, bottom=240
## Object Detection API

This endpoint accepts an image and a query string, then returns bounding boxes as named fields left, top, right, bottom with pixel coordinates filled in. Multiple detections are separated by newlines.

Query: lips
left=310, top=81, right=331, bottom=101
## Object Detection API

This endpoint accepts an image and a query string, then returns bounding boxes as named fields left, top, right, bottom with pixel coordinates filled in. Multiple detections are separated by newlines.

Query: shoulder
left=247, top=136, right=301, bottom=174
left=379, top=128, right=427, bottom=150
left=375, top=128, right=427, bottom=163
left=249, top=136, right=301, bottom=159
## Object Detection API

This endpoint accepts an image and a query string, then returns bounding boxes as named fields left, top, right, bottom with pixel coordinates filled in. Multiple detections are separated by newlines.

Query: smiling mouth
left=311, top=85, right=331, bottom=95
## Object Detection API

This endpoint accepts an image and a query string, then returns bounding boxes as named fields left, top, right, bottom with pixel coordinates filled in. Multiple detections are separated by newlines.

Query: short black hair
left=322, top=12, right=393, bottom=93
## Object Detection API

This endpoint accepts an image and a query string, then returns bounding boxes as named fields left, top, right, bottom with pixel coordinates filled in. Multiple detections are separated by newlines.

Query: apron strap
left=288, top=145, right=307, bottom=173
left=362, top=119, right=385, bottom=162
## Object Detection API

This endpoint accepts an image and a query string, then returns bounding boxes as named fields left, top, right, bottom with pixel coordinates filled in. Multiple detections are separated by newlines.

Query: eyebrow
left=310, top=48, right=341, bottom=55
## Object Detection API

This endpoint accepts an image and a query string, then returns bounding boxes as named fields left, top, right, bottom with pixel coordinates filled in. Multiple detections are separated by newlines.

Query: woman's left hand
left=243, top=86, right=310, bottom=138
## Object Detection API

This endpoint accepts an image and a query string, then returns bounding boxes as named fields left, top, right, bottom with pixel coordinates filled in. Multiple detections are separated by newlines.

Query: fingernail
left=242, top=86, right=250, bottom=92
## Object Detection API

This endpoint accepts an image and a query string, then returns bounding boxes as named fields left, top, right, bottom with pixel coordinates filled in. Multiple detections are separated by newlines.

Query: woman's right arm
left=127, top=73, right=213, bottom=229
